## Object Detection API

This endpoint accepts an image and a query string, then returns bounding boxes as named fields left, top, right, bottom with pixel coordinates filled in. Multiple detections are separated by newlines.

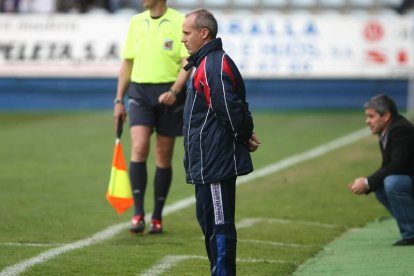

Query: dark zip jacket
left=183, top=38, right=254, bottom=185
left=367, top=114, right=414, bottom=191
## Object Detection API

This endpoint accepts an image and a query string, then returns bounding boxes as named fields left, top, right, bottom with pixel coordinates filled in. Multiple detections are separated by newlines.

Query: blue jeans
left=375, top=175, right=414, bottom=240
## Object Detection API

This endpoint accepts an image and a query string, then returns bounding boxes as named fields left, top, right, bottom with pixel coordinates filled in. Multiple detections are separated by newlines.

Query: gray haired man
left=349, top=94, right=414, bottom=246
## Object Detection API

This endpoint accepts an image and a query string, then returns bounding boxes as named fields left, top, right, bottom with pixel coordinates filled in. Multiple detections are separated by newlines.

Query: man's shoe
left=129, top=215, right=145, bottom=234
left=393, top=238, right=414, bottom=246
left=148, top=219, right=163, bottom=234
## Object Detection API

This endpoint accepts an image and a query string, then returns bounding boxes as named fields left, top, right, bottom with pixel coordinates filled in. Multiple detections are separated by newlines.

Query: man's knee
left=155, top=138, right=175, bottom=167
left=131, top=141, right=149, bottom=161
left=384, top=175, right=410, bottom=194
left=155, top=152, right=173, bottom=167
left=130, top=126, right=151, bottom=161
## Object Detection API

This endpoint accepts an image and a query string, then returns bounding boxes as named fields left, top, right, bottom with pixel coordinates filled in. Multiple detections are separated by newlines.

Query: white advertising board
left=218, top=14, right=414, bottom=78
left=0, top=14, right=413, bottom=78
left=0, top=15, right=128, bottom=77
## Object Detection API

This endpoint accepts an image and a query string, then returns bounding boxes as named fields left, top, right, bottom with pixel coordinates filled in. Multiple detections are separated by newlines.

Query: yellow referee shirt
left=121, top=8, right=189, bottom=84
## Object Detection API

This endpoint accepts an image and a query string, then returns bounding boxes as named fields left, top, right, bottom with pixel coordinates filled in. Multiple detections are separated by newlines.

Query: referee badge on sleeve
left=163, top=39, right=173, bottom=51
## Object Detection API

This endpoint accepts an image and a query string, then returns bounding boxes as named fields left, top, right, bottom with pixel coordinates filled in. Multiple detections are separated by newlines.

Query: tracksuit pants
left=195, top=177, right=237, bottom=276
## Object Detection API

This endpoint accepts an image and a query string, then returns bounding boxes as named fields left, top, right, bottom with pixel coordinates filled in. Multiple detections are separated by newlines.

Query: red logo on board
left=397, top=50, right=408, bottom=65
left=363, top=21, right=384, bottom=42
left=366, top=50, right=386, bottom=63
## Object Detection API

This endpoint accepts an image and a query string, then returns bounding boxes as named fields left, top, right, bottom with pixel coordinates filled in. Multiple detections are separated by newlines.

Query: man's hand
left=246, top=133, right=261, bottom=152
left=114, top=103, right=127, bottom=129
left=348, top=177, right=369, bottom=195
left=159, top=91, right=177, bottom=105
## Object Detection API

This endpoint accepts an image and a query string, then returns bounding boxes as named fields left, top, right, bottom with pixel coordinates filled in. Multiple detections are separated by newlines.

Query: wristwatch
left=114, top=99, right=124, bottom=105
left=169, top=89, right=179, bottom=96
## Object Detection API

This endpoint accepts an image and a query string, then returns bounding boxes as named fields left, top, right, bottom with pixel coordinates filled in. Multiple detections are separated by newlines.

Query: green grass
left=0, top=111, right=388, bottom=275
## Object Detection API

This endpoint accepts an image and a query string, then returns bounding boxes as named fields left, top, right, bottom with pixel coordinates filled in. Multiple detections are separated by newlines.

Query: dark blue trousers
left=195, top=177, right=237, bottom=276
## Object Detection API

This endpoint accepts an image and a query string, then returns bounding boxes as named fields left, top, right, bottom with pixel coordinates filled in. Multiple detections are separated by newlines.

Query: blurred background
left=0, top=0, right=413, bottom=111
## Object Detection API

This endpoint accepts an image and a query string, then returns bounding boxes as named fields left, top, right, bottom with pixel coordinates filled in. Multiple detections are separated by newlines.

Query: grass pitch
left=0, top=111, right=388, bottom=275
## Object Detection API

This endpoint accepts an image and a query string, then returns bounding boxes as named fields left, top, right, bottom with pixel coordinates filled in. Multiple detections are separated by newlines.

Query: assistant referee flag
left=106, top=119, right=133, bottom=214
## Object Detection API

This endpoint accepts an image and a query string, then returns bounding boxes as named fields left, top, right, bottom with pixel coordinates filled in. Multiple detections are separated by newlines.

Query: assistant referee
left=113, top=0, right=190, bottom=234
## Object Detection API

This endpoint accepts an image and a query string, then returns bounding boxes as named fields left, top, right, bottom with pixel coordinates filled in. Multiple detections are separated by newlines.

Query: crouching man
left=349, top=94, right=414, bottom=246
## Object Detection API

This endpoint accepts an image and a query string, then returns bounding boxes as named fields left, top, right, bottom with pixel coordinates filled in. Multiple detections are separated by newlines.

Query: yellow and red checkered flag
left=106, top=118, right=133, bottom=214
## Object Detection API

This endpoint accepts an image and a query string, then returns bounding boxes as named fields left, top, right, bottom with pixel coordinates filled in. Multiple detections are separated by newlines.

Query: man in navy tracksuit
left=182, top=9, right=260, bottom=275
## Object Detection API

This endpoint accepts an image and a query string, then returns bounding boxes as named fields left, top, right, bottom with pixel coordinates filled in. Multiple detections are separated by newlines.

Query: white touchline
left=236, top=218, right=340, bottom=230
left=140, top=255, right=207, bottom=276
left=0, top=223, right=128, bottom=276
left=1, top=243, right=67, bottom=248
left=236, top=128, right=370, bottom=186
left=239, top=239, right=317, bottom=248
left=0, top=127, right=370, bottom=276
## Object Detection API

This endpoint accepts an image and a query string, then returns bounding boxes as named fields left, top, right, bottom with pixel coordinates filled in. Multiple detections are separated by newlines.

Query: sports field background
left=1, top=110, right=406, bottom=275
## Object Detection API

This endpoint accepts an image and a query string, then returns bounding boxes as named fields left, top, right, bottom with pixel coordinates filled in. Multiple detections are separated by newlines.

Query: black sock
left=152, top=166, right=172, bottom=220
left=129, top=161, right=147, bottom=216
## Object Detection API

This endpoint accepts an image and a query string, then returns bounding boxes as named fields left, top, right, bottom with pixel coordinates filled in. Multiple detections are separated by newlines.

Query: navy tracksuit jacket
left=183, top=38, right=254, bottom=185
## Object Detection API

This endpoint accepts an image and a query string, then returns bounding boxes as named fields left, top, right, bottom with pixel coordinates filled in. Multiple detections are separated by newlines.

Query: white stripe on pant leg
left=210, top=183, right=225, bottom=225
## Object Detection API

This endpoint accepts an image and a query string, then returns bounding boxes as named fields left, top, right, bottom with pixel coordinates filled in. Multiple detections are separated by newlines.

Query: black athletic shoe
left=393, top=238, right=414, bottom=246
left=148, top=219, right=163, bottom=234
left=129, top=215, right=145, bottom=234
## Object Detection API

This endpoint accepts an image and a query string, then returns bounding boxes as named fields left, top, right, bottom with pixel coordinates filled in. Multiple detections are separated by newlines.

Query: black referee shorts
left=127, top=82, right=185, bottom=137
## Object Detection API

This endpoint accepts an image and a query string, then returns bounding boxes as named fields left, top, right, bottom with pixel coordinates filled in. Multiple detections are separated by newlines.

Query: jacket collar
left=382, top=114, right=402, bottom=135
left=184, top=38, right=223, bottom=71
